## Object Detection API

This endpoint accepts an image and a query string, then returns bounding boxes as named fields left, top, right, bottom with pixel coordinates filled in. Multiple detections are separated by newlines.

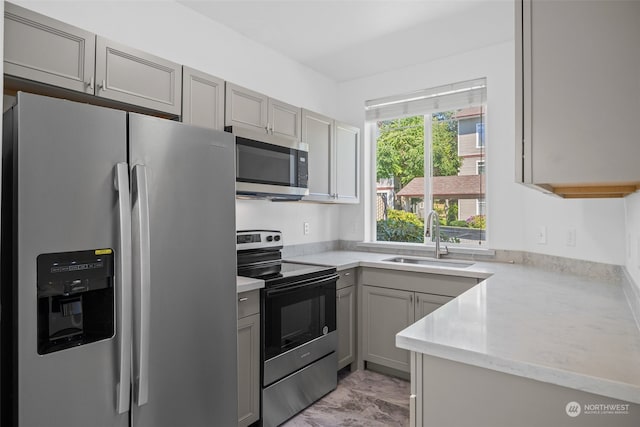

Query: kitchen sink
left=383, top=257, right=474, bottom=268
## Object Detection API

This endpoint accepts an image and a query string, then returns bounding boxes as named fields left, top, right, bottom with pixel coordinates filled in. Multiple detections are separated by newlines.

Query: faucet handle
left=441, top=245, right=449, bottom=256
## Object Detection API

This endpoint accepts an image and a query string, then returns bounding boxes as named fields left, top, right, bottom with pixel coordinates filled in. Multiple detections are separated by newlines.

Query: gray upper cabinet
left=95, top=37, right=182, bottom=115
left=225, top=82, right=268, bottom=131
left=4, top=3, right=96, bottom=94
left=182, top=66, right=225, bottom=130
left=4, top=4, right=182, bottom=116
left=516, top=0, right=640, bottom=198
left=268, top=98, right=301, bottom=140
left=301, top=110, right=360, bottom=204
left=302, top=109, right=334, bottom=201
left=225, top=82, right=301, bottom=140
left=334, top=122, right=360, bottom=203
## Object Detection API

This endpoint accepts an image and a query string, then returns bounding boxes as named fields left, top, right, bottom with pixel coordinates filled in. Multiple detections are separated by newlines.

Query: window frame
left=366, top=79, right=488, bottom=249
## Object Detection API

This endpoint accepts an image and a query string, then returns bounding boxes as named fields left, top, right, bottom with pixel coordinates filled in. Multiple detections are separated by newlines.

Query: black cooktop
left=245, top=261, right=336, bottom=288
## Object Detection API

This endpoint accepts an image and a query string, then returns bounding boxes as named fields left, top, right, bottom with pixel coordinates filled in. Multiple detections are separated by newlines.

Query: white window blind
left=365, top=78, right=487, bottom=121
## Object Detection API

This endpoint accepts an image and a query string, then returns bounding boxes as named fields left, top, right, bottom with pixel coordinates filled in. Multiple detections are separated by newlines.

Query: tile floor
left=282, top=369, right=410, bottom=427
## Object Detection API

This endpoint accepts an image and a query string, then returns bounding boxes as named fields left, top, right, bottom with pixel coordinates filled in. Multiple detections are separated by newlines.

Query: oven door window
left=263, top=279, right=336, bottom=360
left=236, top=137, right=300, bottom=187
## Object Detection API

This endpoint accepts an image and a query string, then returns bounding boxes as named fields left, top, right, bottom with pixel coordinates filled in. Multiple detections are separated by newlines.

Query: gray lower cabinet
left=237, top=290, right=260, bottom=427
left=95, top=37, right=182, bottom=115
left=181, top=66, right=225, bottom=130
left=362, top=285, right=414, bottom=373
left=4, top=2, right=96, bottom=94
left=360, top=268, right=475, bottom=373
left=415, top=292, right=453, bottom=321
left=225, top=82, right=301, bottom=140
left=336, top=268, right=357, bottom=370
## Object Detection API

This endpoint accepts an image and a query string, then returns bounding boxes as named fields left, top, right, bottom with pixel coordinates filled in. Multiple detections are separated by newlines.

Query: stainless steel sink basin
left=383, top=257, right=474, bottom=268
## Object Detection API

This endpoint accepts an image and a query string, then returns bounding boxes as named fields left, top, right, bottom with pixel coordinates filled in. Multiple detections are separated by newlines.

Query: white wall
left=336, top=39, right=627, bottom=265
left=625, top=193, right=640, bottom=288
left=12, top=0, right=342, bottom=245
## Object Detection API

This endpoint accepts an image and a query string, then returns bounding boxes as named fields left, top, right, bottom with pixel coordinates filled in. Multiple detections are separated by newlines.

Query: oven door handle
left=265, top=274, right=338, bottom=296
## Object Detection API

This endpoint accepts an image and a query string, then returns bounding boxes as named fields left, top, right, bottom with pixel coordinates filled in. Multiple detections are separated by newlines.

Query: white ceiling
left=178, top=0, right=514, bottom=82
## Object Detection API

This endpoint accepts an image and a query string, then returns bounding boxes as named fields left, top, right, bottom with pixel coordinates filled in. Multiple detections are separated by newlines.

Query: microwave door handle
left=266, top=274, right=339, bottom=296
left=114, top=163, right=132, bottom=414
left=132, top=164, right=151, bottom=406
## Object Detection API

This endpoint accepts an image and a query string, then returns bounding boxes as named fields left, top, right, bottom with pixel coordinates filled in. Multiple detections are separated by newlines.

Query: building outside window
left=366, top=79, right=487, bottom=246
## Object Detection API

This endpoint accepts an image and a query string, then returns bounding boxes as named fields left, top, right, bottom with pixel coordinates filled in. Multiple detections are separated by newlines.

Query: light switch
left=566, top=228, right=576, bottom=247
left=536, top=226, right=547, bottom=244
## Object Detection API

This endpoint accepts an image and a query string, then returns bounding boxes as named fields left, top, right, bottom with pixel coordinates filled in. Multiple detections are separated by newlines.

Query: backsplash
left=286, top=239, right=626, bottom=281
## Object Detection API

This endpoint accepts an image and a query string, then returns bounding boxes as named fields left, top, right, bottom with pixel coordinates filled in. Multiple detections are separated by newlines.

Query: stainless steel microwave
left=228, top=127, right=309, bottom=200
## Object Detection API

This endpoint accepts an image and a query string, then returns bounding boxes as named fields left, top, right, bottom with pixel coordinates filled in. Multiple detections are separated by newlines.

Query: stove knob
left=274, top=235, right=281, bottom=242
left=266, top=235, right=273, bottom=242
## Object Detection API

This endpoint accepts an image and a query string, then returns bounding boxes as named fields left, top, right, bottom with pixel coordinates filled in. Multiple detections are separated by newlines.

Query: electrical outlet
left=303, top=222, right=310, bottom=235
left=566, top=228, right=576, bottom=247
left=536, top=226, right=547, bottom=245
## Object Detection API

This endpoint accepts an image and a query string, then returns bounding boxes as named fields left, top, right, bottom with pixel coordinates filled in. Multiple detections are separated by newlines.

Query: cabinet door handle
left=409, top=294, right=413, bottom=304
left=238, top=297, right=249, bottom=302
left=87, top=77, right=94, bottom=91
left=98, top=80, right=106, bottom=91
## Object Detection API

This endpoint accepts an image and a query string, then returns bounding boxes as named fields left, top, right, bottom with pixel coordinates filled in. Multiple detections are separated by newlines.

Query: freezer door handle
left=114, top=163, right=132, bottom=414
left=132, top=164, right=151, bottom=406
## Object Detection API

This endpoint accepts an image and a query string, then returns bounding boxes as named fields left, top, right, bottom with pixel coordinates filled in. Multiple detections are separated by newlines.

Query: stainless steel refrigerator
left=0, top=92, right=238, bottom=427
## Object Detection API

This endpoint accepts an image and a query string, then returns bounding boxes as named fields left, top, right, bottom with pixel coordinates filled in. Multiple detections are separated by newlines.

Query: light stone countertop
left=236, top=276, right=264, bottom=293
left=285, top=250, right=640, bottom=404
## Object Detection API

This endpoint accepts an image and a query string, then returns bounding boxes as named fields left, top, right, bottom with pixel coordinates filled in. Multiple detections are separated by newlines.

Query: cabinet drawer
left=237, top=289, right=260, bottom=319
left=361, top=268, right=477, bottom=297
left=336, top=268, right=356, bottom=289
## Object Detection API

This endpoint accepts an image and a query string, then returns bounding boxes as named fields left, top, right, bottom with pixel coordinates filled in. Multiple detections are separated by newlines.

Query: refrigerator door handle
left=114, top=163, right=132, bottom=414
left=132, top=164, right=151, bottom=406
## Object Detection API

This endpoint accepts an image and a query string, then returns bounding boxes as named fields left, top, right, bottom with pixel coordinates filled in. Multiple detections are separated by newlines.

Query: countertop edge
left=396, top=333, right=640, bottom=405
left=236, top=276, right=265, bottom=293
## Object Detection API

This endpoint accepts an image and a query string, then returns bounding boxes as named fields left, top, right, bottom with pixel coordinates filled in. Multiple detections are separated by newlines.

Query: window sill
left=356, top=241, right=495, bottom=257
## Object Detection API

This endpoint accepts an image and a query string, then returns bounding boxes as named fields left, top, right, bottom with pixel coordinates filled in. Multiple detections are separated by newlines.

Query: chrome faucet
left=426, top=210, right=448, bottom=259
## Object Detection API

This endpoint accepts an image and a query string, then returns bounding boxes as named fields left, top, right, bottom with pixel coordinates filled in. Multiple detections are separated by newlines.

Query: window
left=366, top=79, right=487, bottom=247
left=476, top=123, right=485, bottom=148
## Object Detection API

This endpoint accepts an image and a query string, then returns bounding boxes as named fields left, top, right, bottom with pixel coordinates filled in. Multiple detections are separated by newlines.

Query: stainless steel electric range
left=237, top=230, right=338, bottom=427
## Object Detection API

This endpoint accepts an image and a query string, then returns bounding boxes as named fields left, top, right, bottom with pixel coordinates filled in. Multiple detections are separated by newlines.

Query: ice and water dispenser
left=36, top=249, right=115, bottom=355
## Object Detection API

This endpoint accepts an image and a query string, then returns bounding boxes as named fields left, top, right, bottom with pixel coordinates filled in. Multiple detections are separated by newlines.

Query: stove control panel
left=237, top=230, right=282, bottom=251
